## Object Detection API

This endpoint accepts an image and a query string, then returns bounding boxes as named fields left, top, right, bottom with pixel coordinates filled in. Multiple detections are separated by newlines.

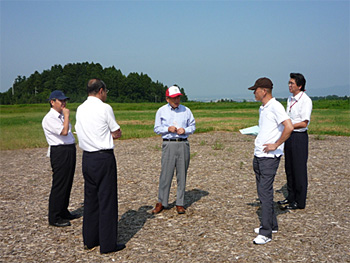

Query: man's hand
left=176, top=128, right=185, bottom=135
left=263, top=119, right=293, bottom=153
left=62, top=107, right=70, bottom=117
left=263, top=143, right=278, bottom=153
left=168, top=126, right=177, bottom=133
left=60, top=107, right=70, bottom=136
left=111, top=129, right=122, bottom=139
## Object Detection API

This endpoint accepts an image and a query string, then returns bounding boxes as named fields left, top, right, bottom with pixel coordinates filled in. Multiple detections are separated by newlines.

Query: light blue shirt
left=154, top=103, right=196, bottom=139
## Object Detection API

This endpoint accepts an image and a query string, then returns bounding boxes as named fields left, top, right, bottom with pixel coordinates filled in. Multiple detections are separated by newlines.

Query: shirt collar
left=50, top=107, right=62, bottom=118
left=291, top=91, right=304, bottom=102
left=87, top=96, right=103, bottom=103
left=293, top=91, right=304, bottom=101
left=167, top=103, right=180, bottom=110
left=261, top=97, right=275, bottom=110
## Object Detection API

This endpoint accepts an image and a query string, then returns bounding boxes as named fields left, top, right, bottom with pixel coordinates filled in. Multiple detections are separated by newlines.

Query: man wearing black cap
left=152, top=85, right=196, bottom=215
left=42, top=90, right=78, bottom=227
left=248, top=78, right=293, bottom=245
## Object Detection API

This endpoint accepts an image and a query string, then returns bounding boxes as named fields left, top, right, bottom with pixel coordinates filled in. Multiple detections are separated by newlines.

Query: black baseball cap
left=48, top=90, right=69, bottom=100
left=248, top=77, right=273, bottom=90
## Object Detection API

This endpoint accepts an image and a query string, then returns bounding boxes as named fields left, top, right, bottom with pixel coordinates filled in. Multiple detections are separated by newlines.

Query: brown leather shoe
left=151, top=203, right=164, bottom=214
left=176, top=206, right=186, bottom=214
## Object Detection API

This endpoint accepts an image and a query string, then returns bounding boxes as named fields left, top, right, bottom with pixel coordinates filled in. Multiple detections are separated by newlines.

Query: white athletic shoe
left=254, top=227, right=278, bottom=234
left=253, top=234, right=272, bottom=245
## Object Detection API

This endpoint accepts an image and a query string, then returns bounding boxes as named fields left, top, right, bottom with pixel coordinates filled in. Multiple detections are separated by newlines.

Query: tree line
left=0, top=62, right=188, bottom=105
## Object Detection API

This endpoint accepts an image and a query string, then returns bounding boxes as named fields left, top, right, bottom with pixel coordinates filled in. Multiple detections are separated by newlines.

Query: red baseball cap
left=166, top=86, right=183, bottom=97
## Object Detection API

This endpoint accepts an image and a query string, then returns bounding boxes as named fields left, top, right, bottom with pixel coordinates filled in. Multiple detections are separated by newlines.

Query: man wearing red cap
left=248, top=78, right=293, bottom=245
left=152, top=85, right=196, bottom=215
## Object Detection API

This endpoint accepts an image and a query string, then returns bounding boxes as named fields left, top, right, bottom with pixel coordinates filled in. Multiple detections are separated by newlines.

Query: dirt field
left=1, top=132, right=349, bottom=262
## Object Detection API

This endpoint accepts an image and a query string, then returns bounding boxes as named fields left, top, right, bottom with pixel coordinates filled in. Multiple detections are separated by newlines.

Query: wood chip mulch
left=1, top=132, right=349, bottom=262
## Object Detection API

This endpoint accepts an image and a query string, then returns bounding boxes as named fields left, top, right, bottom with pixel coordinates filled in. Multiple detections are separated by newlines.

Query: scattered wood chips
left=1, top=132, right=349, bottom=262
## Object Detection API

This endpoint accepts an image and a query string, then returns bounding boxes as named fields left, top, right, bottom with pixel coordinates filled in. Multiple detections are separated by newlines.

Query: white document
left=47, top=146, right=51, bottom=157
left=239, top=125, right=259, bottom=136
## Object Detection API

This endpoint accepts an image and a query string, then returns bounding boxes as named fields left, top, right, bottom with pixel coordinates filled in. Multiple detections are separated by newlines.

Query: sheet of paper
left=239, top=125, right=259, bottom=136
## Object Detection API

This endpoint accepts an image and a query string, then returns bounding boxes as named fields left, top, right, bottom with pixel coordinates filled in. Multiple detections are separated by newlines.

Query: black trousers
left=284, top=131, right=309, bottom=209
left=253, top=156, right=280, bottom=238
left=82, top=150, right=118, bottom=253
left=49, top=144, right=76, bottom=223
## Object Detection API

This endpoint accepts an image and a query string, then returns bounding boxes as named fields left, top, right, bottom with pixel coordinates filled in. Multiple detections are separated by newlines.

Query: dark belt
left=292, top=131, right=308, bottom=134
left=51, top=144, right=75, bottom=148
left=83, top=149, right=114, bottom=154
left=163, top=138, right=188, bottom=142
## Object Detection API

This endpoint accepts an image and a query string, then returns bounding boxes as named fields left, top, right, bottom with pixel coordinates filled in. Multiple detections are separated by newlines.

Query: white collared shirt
left=254, top=98, right=290, bottom=158
left=42, top=108, right=75, bottom=146
left=75, top=96, right=120, bottom=152
left=286, top=91, right=312, bottom=132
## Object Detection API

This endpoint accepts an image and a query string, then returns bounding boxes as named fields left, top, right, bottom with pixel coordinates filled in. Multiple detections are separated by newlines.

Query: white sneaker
left=253, top=234, right=271, bottom=245
left=254, top=227, right=278, bottom=234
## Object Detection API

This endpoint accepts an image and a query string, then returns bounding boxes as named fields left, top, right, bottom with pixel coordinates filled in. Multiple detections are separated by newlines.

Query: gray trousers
left=253, top=156, right=280, bottom=238
left=158, top=141, right=190, bottom=207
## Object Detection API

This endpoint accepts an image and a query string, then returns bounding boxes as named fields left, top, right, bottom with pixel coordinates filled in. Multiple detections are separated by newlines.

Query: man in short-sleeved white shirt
left=42, top=90, right=77, bottom=227
left=75, top=97, right=120, bottom=152
left=248, top=77, right=293, bottom=245
left=75, top=79, right=125, bottom=254
left=254, top=98, right=291, bottom=158
left=278, top=73, right=312, bottom=210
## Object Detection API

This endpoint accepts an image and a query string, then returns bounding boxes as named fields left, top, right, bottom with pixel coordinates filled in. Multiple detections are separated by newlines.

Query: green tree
left=0, top=62, right=188, bottom=104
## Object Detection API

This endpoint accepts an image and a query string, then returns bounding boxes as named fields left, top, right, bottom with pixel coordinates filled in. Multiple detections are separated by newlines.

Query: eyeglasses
left=288, top=81, right=296, bottom=86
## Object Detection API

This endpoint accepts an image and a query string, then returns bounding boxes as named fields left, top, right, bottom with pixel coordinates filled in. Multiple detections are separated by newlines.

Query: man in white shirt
left=248, top=77, right=293, bottom=245
left=278, top=73, right=312, bottom=210
left=42, top=90, right=78, bottom=227
left=75, top=79, right=125, bottom=254
left=152, top=85, right=196, bottom=215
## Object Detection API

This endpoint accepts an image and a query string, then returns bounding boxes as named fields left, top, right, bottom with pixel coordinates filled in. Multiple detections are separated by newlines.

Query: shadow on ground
left=275, top=183, right=288, bottom=199
left=246, top=183, right=290, bottom=224
left=118, top=205, right=154, bottom=244
left=168, top=188, right=210, bottom=209
left=118, top=188, right=209, bottom=244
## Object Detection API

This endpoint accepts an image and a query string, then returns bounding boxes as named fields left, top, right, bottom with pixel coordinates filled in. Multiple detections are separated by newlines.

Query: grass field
left=0, top=99, right=349, bottom=150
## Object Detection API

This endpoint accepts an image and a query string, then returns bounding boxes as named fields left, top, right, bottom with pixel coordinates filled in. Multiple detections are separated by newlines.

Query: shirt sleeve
left=184, top=109, right=196, bottom=134
left=299, top=97, right=313, bottom=122
left=106, top=104, right=120, bottom=132
left=43, top=114, right=64, bottom=135
left=275, top=102, right=290, bottom=125
left=154, top=108, right=169, bottom=135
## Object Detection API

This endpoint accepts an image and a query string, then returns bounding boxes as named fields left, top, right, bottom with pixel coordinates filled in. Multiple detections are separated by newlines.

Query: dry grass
left=1, top=132, right=349, bottom=262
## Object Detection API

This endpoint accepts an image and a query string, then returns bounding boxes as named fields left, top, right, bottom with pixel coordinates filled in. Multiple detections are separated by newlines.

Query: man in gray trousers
left=152, top=85, right=196, bottom=215
left=248, top=77, right=293, bottom=245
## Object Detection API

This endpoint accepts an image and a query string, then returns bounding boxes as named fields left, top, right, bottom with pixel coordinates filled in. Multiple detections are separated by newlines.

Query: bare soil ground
left=1, top=132, right=349, bottom=262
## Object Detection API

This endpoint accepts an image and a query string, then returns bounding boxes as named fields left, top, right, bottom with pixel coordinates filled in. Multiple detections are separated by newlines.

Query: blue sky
left=1, top=0, right=349, bottom=100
